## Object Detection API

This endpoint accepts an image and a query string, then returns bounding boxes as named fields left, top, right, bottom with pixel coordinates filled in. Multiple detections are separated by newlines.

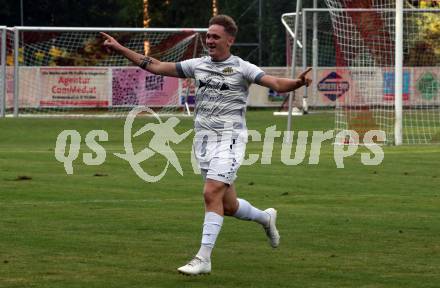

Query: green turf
left=1, top=111, right=439, bottom=288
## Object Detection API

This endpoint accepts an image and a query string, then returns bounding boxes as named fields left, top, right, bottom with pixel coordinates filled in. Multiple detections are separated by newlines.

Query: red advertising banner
left=39, top=67, right=110, bottom=107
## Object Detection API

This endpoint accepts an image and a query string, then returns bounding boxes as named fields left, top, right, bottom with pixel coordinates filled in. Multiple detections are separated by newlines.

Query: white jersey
left=176, top=55, right=265, bottom=135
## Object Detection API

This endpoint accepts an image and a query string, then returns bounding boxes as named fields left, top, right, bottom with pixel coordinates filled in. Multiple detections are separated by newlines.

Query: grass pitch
left=0, top=110, right=439, bottom=288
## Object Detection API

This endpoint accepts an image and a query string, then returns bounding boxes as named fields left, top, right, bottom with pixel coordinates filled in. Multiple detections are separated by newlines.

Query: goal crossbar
left=303, top=8, right=440, bottom=12
left=13, top=27, right=209, bottom=32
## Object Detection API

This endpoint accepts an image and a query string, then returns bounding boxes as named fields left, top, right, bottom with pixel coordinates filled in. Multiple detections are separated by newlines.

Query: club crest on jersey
left=222, top=67, right=234, bottom=74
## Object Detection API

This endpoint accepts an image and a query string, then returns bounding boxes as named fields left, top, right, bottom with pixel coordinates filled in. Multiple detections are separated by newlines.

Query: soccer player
left=101, top=14, right=312, bottom=276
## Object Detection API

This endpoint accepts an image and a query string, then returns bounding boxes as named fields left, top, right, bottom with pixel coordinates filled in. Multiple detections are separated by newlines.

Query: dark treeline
left=0, top=0, right=321, bottom=66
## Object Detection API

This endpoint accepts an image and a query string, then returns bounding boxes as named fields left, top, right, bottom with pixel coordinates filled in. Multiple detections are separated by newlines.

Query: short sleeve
left=241, top=60, right=265, bottom=84
left=176, top=58, right=201, bottom=79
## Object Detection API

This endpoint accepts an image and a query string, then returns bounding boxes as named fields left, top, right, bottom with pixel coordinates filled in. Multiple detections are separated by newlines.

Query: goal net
left=5, top=27, right=207, bottom=117
left=323, top=0, right=440, bottom=144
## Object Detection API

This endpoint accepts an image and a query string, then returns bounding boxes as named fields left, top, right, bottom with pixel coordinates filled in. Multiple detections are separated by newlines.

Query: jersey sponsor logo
left=199, top=79, right=230, bottom=91
left=317, top=72, right=350, bottom=101
left=198, top=74, right=231, bottom=104
left=222, top=67, right=234, bottom=74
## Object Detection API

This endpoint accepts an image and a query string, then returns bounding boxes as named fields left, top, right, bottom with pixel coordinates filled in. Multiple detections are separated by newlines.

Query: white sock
left=233, top=198, right=269, bottom=226
left=196, top=212, right=223, bottom=261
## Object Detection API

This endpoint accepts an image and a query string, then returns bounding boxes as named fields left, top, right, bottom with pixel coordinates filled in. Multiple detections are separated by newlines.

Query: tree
left=0, top=0, right=308, bottom=66
left=0, top=0, right=142, bottom=27
left=0, top=0, right=21, bottom=26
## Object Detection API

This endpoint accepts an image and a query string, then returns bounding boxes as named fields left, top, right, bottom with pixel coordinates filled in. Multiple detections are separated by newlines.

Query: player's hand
left=298, top=67, right=312, bottom=87
left=100, top=32, right=123, bottom=53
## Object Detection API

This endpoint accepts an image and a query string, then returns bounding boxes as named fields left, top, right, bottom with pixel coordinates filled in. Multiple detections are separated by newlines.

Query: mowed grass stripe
left=1, top=111, right=439, bottom=288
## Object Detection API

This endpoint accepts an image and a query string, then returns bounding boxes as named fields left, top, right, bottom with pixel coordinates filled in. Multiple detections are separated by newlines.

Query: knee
left=203, top=190, right=217, bottom=206
left=203, top=182, right=225, bottom=206
left=223, top=201, right=238, bottom=216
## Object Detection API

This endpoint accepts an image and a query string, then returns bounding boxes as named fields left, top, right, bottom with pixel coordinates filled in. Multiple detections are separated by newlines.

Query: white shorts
left=193, top=132, right=246, bottom=185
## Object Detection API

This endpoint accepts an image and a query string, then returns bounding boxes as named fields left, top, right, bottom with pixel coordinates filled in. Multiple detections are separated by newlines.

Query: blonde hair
left=209, top=15, right=238, bottom=37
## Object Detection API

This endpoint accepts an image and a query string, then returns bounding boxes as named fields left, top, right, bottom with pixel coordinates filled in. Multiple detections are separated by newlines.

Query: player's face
left=206, top=24, right=234, bottom=61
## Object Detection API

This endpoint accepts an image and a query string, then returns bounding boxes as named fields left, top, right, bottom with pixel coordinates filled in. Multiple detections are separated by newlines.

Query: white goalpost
left=395, top=0, right=404, bottom=145
left=0, top=26, right=6, bottom=118
left=280, top=0, right=304, bottom=144
left=5, top=27, right=207, bottom=117
left=280, top=2, right=306, bottom=122
left=286, top=0, right=440, bottom=145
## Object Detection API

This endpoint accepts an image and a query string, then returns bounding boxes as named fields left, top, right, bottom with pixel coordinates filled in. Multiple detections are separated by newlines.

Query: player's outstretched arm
left=100, top=32, right=179, bottom=77
left=259, top=67, right=312, bottom=93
